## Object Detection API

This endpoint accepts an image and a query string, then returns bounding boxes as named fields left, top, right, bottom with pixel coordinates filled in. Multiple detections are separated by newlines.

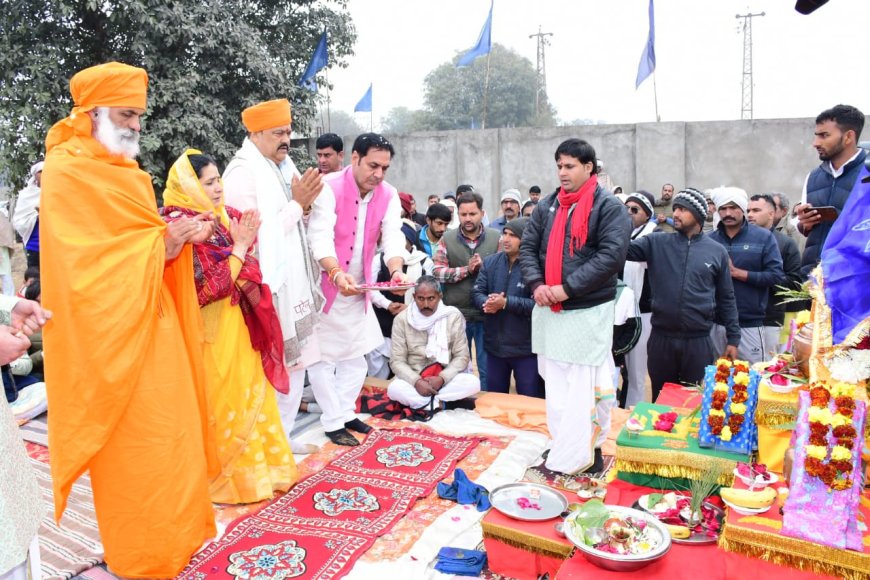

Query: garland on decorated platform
left=805, top=380, right=859, bottom=492
left=707, top=359, right=749, bottom=442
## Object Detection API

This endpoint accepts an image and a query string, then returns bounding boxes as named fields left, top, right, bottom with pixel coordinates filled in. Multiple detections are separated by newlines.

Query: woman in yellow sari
left=162, top=149, right=296, bottom=504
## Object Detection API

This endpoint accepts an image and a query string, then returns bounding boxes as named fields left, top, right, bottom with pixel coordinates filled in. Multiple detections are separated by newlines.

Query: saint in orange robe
left=40, top=62, right=218, bottom=578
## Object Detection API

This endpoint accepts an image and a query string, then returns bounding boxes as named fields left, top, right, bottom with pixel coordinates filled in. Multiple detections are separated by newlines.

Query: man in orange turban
left=40, top=62, right=219, bottom=578
left=224, top=99, right=325, bottom=454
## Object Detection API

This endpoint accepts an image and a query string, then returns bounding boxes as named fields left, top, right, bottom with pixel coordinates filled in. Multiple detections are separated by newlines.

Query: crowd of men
left=2, top=57, right=865, bottom=578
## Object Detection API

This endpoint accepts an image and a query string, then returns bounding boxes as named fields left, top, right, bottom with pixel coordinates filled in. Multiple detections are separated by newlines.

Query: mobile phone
left=810, top=205, right=839, bottom=223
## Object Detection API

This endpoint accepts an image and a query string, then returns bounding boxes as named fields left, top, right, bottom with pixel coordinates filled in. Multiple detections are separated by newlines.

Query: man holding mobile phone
left=794, top=104, right=867, bottom=278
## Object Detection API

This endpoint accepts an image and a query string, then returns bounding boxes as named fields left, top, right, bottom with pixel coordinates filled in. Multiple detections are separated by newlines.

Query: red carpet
left=177, top=427, right=482, bottom=579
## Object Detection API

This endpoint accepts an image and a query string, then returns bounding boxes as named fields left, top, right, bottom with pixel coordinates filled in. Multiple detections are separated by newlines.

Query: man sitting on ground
left=388, top=275, right=480, bottom=410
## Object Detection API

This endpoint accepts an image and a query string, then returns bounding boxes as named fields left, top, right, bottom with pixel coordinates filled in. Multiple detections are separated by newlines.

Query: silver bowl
left=563, top=505, right=672, bottom=572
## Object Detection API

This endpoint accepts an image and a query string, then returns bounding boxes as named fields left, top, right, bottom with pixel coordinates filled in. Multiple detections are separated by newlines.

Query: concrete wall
left=306, top=117, right=825, bottom=217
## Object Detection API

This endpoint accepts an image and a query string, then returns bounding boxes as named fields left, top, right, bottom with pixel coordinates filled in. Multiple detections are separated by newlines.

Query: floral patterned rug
left=177, top=427, right=483, bottom=579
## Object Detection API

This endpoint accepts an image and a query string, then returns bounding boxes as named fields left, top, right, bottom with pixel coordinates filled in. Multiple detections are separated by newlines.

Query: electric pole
left=529, top=26, right=553, bottom=117
left=736, top=11, right=765, bottom=120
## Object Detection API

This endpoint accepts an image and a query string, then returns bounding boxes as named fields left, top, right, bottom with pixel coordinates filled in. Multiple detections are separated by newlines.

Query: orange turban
left=242, top=99, right=292, bottom=133
left=45, top=62, right=149, bottom=153
left=70, top=62, right=148, bottom=110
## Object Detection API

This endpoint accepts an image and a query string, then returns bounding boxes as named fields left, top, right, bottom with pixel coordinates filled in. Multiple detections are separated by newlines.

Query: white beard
left=93, top=107, right=140, bottom=159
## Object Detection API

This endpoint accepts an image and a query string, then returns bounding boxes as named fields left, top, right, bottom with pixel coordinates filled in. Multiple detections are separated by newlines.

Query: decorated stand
left=614, top=401, right=742, bottom=490
left=697, top=359, right=761, bottom=455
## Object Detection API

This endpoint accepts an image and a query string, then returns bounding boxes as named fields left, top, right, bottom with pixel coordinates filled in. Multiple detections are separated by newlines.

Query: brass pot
left=792, top=322, right=813, bottom=379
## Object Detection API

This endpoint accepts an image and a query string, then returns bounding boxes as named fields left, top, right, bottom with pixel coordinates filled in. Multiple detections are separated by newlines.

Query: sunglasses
left=627, top=206, right=641, bottom=214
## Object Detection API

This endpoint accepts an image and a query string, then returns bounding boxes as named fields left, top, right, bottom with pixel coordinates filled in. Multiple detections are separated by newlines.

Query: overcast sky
left=324, top=0, right=870, bottom=129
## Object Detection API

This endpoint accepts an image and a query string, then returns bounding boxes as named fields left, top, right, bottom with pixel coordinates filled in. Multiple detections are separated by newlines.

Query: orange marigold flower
left=820, top=465, right=837, bottom=485
left=831, top=460, right=852, bottom=473
left=732, top=391, right=748, bottom=404
left=834, top=396, right=855, bottom=410
left=809, top=422, right=828, bottom=436
left=805, top=460, right=822, bottom=477
left=808, top=434, right=827, bottom=446
left=832, top=425, right=857, bottom=439
left=831, top=479, right=852, bottom=492
left=809, top=386, right=831, bottom=404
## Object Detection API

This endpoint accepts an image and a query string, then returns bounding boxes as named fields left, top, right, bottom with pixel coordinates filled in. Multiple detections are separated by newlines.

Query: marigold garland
left=707, top=359, right=749, bottom=439
left=804, top=380, right=857, bottom=492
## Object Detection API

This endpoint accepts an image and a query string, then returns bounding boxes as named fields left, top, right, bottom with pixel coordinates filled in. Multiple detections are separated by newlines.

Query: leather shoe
left=325, top=428, right=359, bottom=446
left=345, top=418, right=373, bottom=434
left=589, top=447, right=604, bottom=473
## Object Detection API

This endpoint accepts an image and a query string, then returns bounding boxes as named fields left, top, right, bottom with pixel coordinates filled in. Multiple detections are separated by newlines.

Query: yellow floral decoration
left=806, top=445, right=827, bottom=460
left=807, top=406, right=833, bottom=425
left=831, top=446, right=852, bottom=462
left=830, top=382, right=855, bottom=398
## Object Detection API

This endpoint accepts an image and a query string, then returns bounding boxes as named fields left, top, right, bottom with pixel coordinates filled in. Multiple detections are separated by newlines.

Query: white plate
left=637, top=493, right=688, bottom=515
left=732, top=468, right=778, bottom=489
left=721, top=498, right=772, bottom=515
left=489, top=482, right=568, bottom=521
left=637, top=494, right=668, bottom=514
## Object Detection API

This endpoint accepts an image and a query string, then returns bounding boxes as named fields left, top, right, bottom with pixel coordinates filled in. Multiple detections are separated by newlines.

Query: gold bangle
left=328, top=267, right=342, bottom=284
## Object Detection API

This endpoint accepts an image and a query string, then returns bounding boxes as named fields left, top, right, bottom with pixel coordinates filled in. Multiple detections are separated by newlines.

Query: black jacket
left=519, top=185, right=631, bottom=310
left=627, top=230, right=741, bottom=346
left=472, top=252, right=535, bottom=358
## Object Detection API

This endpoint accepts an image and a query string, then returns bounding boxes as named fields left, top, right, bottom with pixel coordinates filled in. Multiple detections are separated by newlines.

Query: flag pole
left=481, top=51, right=492, bottom=130
left=324, top=66, right=332, bottom=132
left=652, top=71, right=660, bottom=122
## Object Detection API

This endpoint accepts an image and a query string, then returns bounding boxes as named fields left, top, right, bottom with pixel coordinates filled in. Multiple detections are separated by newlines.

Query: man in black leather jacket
left=519, top=138, right=630, bottom=475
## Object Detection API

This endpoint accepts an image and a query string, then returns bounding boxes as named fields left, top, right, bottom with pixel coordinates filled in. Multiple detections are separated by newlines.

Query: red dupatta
left=162, top=205, right=289, bottom=394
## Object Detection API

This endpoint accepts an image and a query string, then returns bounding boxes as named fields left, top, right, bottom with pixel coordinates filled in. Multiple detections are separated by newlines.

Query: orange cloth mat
left=475, top=392, right=550, bottom=436
left=474, top=392, right=631, bottom=457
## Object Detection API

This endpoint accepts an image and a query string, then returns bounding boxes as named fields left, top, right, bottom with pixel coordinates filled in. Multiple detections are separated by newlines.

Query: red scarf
left=544, top=175, right=598, bottom=312
left=162, top=205, right=290, bottom=394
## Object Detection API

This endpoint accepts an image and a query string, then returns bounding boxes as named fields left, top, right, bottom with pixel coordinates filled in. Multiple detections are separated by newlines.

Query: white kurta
left=624, top=220, right=656, bottom=408
left=307, top=181, right=405, bottom=363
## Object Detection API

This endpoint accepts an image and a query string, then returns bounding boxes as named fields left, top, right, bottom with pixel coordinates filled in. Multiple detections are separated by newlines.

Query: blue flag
left=636, top=0, right=656, bottom=88
left=354, top=84, right=372, bottom=113
left=456, top=1, right=493, bottom=68
left=821, top=165, right=870, bottom=345
left=299, top=32, right=328, bottom=92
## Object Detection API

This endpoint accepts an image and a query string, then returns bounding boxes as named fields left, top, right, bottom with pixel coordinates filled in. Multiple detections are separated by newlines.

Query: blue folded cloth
left=437, top=468, right=491, bottom=511
left=434, top=546, right=487, bottom=576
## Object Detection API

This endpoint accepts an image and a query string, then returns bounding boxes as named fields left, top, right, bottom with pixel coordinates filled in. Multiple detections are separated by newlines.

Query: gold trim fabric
left=614, top=446, right=736, bottom=486
left=719, top=518, right=869, bottom=580
left=482, top=520, right=575, bottom=559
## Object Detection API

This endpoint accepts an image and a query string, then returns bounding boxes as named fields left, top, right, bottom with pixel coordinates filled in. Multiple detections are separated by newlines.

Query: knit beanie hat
left=625, top=191, right=655, bottom=217
left=672, top=188, right=708, bottom=224
left=503, top=217, right=530, bottom=240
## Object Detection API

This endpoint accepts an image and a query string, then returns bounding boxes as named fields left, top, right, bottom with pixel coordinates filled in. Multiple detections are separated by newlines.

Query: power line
left=529, top=25, right=553, bottom=117
left=736, top=11, right=765, bottom=120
